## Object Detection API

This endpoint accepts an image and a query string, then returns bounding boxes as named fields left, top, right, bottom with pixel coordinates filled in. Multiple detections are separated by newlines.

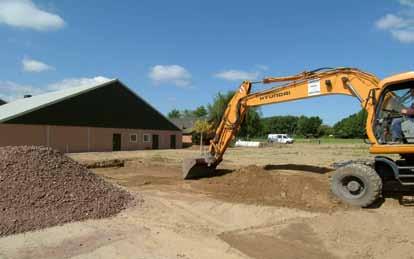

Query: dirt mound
left=192, top=165, right=348, bottom=212
left=83, top=159, right=125, bottom=169
left=0, top=146, right=134, bottom=237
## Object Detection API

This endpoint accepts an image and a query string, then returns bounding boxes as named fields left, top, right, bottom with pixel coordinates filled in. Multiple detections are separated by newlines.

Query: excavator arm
left=183, top=67, right=380, bottom=179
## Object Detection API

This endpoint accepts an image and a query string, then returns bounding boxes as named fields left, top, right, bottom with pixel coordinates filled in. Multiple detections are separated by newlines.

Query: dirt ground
left=1, top=143, right=414, bottom=259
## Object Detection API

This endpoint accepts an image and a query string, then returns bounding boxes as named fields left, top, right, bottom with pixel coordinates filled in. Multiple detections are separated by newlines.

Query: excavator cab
left=375, top=84, right=414, bottom=144
left=330, top=80, right=414, bottom=207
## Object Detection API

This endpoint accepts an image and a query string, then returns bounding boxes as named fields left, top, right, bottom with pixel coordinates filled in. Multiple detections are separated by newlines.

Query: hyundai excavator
left=182, top=67, right=414, bottom=207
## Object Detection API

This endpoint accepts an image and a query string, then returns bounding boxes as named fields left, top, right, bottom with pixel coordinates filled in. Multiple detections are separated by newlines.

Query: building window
left=143, top=134, right=151, bottom=143
left=130, top=133, right=138, bottom=143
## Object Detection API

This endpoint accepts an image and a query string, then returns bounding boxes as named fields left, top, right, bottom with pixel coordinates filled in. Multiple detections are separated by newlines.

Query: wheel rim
left=338, top=176, right=366, bottom=199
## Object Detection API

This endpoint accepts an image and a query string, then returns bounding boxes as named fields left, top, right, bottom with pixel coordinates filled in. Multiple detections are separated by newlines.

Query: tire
left=331, top=163, right=382, bottom=207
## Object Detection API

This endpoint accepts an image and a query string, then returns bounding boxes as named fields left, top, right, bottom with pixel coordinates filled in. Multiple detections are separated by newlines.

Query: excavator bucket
left=182, top=157, right=216, bottom=179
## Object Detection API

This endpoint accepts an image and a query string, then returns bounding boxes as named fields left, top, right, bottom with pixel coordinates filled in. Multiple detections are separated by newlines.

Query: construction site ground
left=2, top=143, right=414, bottom=259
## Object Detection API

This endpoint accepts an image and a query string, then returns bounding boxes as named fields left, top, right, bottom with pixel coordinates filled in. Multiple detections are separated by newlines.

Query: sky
left=0, top=0, right=414, bottom=125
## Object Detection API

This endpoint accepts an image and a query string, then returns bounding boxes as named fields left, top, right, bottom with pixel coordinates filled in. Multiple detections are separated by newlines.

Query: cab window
left=375, top=86, right=414, bottom=144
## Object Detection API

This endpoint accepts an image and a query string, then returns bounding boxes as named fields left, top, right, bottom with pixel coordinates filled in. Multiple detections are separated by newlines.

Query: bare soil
left=93, top=162, right=347, bottom=213
left=191, top=165, right=348, bottom=212
left=220, top=222, right=337, bottom=259
left=1, top=144, right=414, bottom=259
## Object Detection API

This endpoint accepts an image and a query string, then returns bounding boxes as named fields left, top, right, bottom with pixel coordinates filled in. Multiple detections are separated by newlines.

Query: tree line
left=262, top=110, right=367, bottom=138
left=168, top=90, right=367, bottom=140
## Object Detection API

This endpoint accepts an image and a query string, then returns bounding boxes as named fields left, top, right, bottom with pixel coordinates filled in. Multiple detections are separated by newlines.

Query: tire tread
left=331, top=163, right=382, bottom=207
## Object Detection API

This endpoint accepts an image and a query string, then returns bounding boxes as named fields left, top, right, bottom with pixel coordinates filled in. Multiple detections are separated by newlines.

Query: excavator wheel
left=331, top=163, right=382, bottom=207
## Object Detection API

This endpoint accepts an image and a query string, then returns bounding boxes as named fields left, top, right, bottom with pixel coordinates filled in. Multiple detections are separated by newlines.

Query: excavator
left=182, top=67, right=414, bottom=207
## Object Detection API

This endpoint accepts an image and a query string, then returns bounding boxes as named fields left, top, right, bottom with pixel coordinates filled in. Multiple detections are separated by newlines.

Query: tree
left=207, top=91, right=262, bottom=139
left=207, top=91, right=234, bottom=127
left=318, top=124, right=334, bottom=136
left=181, top=109, right=193, bottom=118
left=296, top=116, right=323, bottom=137
left=238, top=108, right=262, bottom=139
left=193, top=119, right=212, bottom=152
left=333, top=109, right=367, bottom=138
left=193, top=106, right=208, bottom=118
left=261, top=116, right=299, bottom=136
left=168, top=109, right=181, bottom=119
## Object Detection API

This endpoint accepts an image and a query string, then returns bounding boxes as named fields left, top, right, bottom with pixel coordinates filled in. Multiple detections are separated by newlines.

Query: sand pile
left=0, top=146, right=133, bottom=237
left=193, top=165, right=347, bottom=212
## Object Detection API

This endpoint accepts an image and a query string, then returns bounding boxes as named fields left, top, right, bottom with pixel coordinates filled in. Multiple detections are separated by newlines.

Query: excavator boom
left=183, top=67, right=380, bottom=179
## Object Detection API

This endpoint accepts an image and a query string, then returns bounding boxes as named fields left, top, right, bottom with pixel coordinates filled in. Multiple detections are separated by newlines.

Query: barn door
left=170, top=135, right=176, bottom=149
left=113, top=134, right=122, bottom=151
left=152, top=134, right=159, bottom=149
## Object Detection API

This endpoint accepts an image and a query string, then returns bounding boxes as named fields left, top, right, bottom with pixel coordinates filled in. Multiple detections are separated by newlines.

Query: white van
left=267, top=134, right=294, bottom=144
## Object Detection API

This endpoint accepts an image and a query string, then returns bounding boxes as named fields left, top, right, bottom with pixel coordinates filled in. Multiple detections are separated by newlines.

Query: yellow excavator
left=182, top=67, right=414, bottom=207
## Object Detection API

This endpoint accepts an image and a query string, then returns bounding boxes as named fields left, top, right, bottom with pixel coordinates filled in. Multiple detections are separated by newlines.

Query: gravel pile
left=0, top=146, right=133, bottom=237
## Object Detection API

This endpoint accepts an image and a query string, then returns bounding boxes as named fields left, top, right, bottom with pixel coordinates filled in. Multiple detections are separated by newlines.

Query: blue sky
left=1, top=0, right=414, bottom=125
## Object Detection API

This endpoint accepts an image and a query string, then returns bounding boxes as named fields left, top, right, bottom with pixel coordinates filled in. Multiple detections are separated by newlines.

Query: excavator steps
left=374, top=157, right=414, bottom=186
left=396, top=165, right=414, bottom=186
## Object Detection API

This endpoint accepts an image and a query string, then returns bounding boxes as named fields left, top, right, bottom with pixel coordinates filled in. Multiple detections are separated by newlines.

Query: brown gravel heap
left=0, top=146, right=133, bottom=237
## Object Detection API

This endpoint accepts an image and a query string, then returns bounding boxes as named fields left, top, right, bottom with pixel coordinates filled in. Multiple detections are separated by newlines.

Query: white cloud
left=47, top=76, right=112, bottom=91
left=255, top=64, right=269, bottom=71
left=22, top=58, right=54, bottom=72
left=391, top=30, right=414, bottom=43
left=399, top=0, right=414, bottom=7
left=214, top=70, right=259, bottom=81
left=376, top=14, right=405, bottom=30
left=0, top=0, right=65, bottom=31
left=149, top=65, right=192, bottom=87
left=376, top=13, right=414, bottom=43
left=0, top=81, right=43, bottom=101
left=0, top=76, right=112, bottom=101
left=375, top=0, right=414, bottom=43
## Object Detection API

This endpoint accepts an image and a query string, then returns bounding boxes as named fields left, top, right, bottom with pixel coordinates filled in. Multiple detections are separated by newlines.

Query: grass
left=294, top=138, right=364, bottom=144
left=246, top=137, right=364, bottom=144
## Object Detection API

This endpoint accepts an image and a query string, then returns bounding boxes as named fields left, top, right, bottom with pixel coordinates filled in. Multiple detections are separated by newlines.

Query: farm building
left=171, top=117, right=195, bottom=147
left=0, top=79, right=182, bottom=153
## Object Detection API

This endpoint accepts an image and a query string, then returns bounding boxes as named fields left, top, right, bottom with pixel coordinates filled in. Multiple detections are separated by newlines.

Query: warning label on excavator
left=308, top=79, right=321, bottom=96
